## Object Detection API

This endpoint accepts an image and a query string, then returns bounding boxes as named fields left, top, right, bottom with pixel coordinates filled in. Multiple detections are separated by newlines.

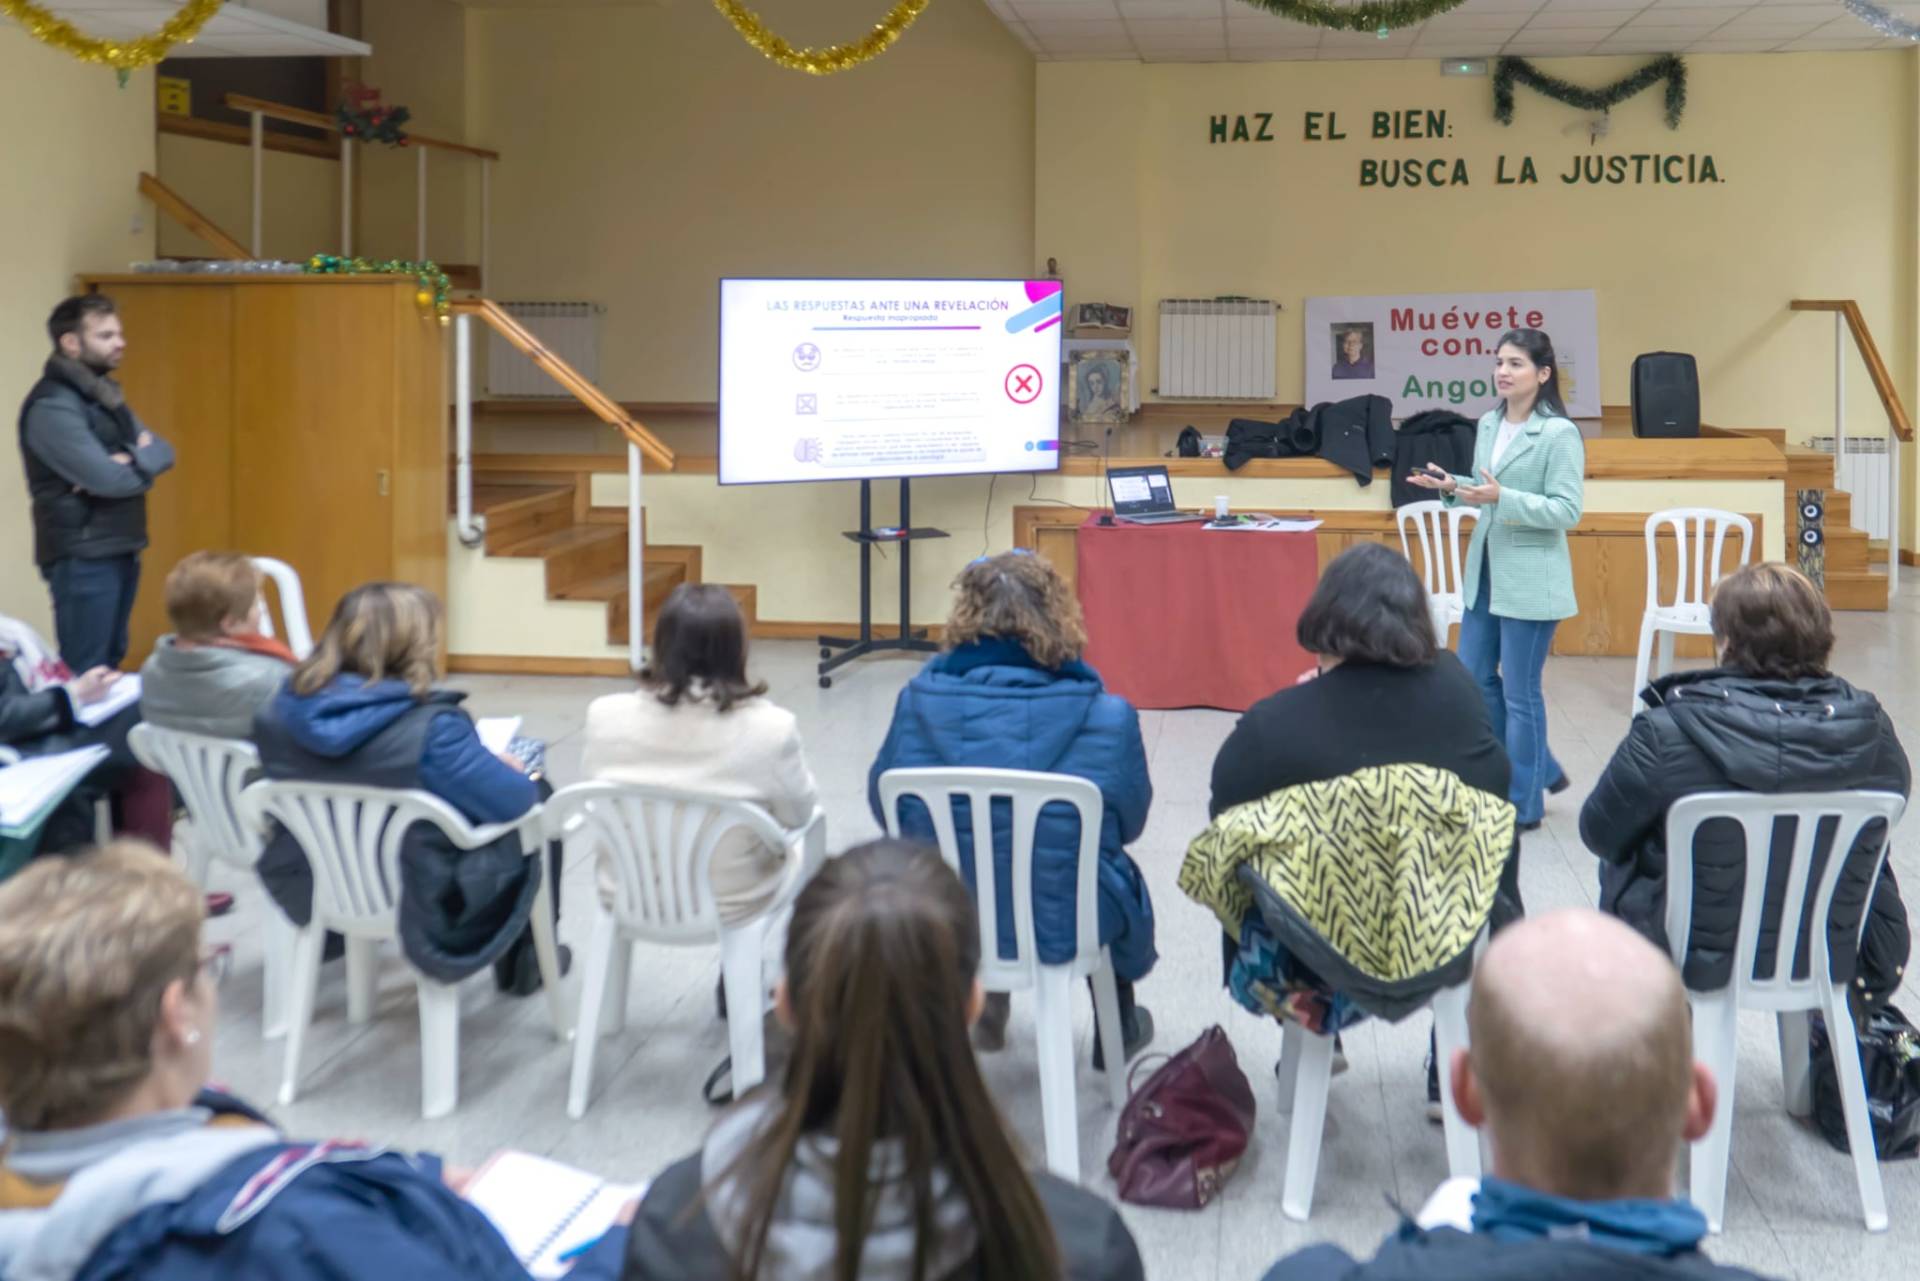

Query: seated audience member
left=1581, top=563, right=1909, bottom=1016
left=585, top=583, right=818, bottom=921
left=0, top=842, right=627, bottom=1280
left=253, top=582, right=562, bottom=997
left=141, top=551, right=296, bottom=739
left=868, top=550, right=1156, bottom=1066
left=1195, top=542, right=1513, bottom=1111
left=622, top=839, right=1145, bottom=1281
left=1261, top=909, right=1773, bottom=1281
left=0, top=610, right=169, bottom=858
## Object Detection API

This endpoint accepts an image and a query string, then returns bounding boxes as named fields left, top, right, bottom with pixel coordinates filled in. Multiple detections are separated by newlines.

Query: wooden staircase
left=470, top=482, right=754, bottom=646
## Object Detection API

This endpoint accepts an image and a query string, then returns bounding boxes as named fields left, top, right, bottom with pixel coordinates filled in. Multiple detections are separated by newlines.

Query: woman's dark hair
left=1495, top=328, right=1568, bottom=418
left=1295, top=542, right=1438, bottom=667
left=718, top=839, right=1062, bottom=1281
left=637, top=583, right=767, bottom=712
left=1710, top=562, right=1833, bottom=681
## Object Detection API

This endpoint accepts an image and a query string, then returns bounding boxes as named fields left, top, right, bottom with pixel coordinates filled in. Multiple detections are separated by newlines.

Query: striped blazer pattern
left=1446, top=406, right=1586, bottom=621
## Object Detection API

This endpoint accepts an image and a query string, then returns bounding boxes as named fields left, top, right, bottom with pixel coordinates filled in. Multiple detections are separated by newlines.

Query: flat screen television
left=717, top=277, right=1064, bottom=485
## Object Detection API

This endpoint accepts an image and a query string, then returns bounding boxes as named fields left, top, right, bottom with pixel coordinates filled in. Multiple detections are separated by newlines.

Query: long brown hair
left=720, top=840, right=1062, bottom=1281
left=1709, top=562, right=1833, bottom=681
left=943, top=551, right=1086, bottom=670
left=291, top=581, right=443, bottom=697
left=638, top=584, right=767, bottom=712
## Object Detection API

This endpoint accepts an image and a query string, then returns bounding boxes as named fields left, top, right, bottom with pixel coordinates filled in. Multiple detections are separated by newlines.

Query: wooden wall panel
left=389, top=290, right=449, bottom=604
left=103, top=285, right=236, bottom=662
left=231, top=285, right=396, bottom=632
left=1013, top=507, right=1762, bottom=660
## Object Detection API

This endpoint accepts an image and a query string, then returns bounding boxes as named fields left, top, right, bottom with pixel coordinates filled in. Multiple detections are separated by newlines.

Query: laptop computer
left=1107, top=464, right=1207, bottom=524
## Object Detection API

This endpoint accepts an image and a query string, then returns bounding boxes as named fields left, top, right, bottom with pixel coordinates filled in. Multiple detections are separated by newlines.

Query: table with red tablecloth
left=1075, top=515, right=1319, bottom=712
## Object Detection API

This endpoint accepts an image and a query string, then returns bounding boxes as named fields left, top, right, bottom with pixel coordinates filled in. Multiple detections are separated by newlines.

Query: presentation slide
left=718, top=278, right=1064, bottom=485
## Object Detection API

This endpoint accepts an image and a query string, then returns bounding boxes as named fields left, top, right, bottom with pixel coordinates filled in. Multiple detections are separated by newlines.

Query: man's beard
left=80, top=349, right=119, bottom=375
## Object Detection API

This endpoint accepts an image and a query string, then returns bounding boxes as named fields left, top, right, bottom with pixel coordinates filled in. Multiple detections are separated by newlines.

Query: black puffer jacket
left=1580, top=668, right=1910, bottom=1000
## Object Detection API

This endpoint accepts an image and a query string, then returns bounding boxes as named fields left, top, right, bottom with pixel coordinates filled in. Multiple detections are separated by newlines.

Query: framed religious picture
left=1068, top=348, right=1131, bottom=424
left=1069, top=302, right=1132, bottom=337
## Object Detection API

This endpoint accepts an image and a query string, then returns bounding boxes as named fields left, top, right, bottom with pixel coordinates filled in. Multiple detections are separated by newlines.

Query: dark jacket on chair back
left=253, top=676, right=541, bottom=984
left=1580, top=668, right=1910, bottom=1001
left=17, top=358, right=170, bottom=565
left=1390, top=410, right=1477, bottom=507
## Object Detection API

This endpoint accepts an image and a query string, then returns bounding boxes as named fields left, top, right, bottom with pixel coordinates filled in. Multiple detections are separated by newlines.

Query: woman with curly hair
left=868, top=551, right=1155, bottom=1070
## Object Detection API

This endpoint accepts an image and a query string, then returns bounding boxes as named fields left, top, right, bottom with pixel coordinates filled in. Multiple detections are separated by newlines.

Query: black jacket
left=17, top=360, right=172, bottom=565
left=1210, top=654, right=1510, bottom=818
left=1580, top=668, right=1911, bottom=999
left=621, top=1150, right=1144, bottom=1281
left=1262, top=1226, right=1774, bottom=1281
left=1224, top=396, right=1393, bottom=485
left=253, top=685, right=543, bottom=984
left=1391, top=410, right=1477, bottom=507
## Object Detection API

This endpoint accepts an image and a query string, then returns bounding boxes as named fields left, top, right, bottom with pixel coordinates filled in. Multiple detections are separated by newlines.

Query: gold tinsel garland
left=1, top=0, right=222, bottom=75
left=711, top=0, right=930, bottom=75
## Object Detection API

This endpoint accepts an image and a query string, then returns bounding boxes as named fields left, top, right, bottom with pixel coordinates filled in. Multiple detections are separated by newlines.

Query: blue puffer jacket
left=868, top=639, right=1156, bottom=980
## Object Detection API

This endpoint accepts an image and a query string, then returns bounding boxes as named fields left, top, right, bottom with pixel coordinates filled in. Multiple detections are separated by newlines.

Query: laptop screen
left=1108, top=465, right=1176, bottom=516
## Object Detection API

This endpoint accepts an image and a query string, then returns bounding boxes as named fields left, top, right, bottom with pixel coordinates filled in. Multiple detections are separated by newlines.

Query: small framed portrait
left=1068, top=348, right=1130, bottom=424
left=1070, top=302, right=1132, bottom=336
left=1331, top=322, right=1375, bottom=380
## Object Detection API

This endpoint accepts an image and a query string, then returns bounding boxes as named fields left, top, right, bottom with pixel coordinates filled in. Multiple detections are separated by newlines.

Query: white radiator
left=486, top=301, right=601, bottom=397
left=1810, top=435, right=1891, bottom=541
left=1157, top=299, right=1276, bottom=400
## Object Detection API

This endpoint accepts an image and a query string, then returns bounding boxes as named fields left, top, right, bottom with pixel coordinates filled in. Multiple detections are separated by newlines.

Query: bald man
left=1262, top=909, right=1779, bottom=1281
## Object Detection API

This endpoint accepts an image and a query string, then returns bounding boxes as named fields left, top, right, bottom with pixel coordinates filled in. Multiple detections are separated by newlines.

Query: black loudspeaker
left=1796, top=489, right=1827, bottom=588
left=1631, top=352, right=1701, bottom=438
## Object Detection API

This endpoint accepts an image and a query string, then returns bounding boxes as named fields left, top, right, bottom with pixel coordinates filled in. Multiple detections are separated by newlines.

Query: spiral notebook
left=464, top=1151, right=643, bottom=1277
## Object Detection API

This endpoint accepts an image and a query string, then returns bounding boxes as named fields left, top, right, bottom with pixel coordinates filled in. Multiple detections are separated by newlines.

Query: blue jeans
left=1458, top=564, right=1561, bottom=825
left=43, top=554, right=140, bottom=671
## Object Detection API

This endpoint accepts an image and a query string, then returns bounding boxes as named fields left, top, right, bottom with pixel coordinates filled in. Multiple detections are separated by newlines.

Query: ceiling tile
left=1012, top=0, right=1126, bottom=18
left=1686, top=36, right=1793, bottom=47
left=1622, top=6, right=1735, bottom=24
left=1521, top=7, right=1632, bottom=26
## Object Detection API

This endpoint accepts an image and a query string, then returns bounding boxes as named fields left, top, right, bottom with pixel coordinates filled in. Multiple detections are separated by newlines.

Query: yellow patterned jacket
left=1179, top=763, right=1516, bottom=1021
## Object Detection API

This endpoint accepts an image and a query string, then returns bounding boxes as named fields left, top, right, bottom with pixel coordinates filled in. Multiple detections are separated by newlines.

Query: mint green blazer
left=1445, top=406, right=1586, bottom=622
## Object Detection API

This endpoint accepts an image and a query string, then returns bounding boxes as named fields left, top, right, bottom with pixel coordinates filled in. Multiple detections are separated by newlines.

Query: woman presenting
left=1409, top=329, right=1584, bottom=832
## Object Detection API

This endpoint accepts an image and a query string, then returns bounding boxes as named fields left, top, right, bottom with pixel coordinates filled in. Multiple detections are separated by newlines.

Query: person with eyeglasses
left=0, top=841, right=629, bottom=1280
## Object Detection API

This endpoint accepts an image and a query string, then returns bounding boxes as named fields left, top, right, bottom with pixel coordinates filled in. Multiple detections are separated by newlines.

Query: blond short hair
left=0, top=842, right=203, bottom=1131
left=165, top=551, right=262, bottom=640
left=292, top=581, right=443, bottom=698
left=944, top=552, right=1087, bottom=670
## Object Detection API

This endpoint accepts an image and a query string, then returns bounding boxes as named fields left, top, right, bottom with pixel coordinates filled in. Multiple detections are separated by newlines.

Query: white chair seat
left=542, top=781, right=827, bottom=1120
left=238, top=780, right=568, bottom=1119
left=1665, top=789, right=1904, bottom=1233
left=1632, top=509, right=1753, bottom=715
left=877, top=766, right=1130, bottom=1183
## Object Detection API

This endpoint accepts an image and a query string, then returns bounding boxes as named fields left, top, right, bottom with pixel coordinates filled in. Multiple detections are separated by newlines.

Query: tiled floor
left=201, top=581, right=1920, bottom=1280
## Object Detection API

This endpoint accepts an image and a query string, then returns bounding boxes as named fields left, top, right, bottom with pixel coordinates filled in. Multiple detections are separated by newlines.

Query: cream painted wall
left=352, top=0, right=475, bottom=266
left=0, top=32, right=154, bottom=630
left=465, top=0, right=1036, bottom=402
left=1036, top=54, right=1918, bottom=547
left=156, top=133, right=338, bottom=261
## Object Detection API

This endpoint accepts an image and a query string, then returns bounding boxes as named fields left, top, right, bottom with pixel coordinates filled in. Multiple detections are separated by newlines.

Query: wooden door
left=231, top=284, right=396, bottom=633
left=108, top=285, right=236, bottom=664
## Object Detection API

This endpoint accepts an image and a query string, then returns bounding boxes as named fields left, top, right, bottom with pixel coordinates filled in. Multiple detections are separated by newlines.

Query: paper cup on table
left=1214, top=496, right=1229, bottom=520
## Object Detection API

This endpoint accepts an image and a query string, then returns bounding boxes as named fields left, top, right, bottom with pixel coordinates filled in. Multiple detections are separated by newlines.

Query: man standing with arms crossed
left=17, top=294, right=174, bottom=671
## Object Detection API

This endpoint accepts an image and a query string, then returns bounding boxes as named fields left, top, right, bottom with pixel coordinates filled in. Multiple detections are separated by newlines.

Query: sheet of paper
left=0, top=746, right=110, bottom=837
left=463, top=1150, right=641, bottom=1278
left=475, top=716, right=522, bottom=756
left=73, top=673, right=141, bottom=727
left=1201, top=517, right=1324, bottom=532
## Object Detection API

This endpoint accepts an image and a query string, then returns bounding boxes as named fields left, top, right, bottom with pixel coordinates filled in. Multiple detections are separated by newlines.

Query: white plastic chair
left=544, top=781, right=827, bottom=1119
left=1631, top=509, right=1753, bottom=715
left=1396, top=501, right=1479, bottom=648
left=876, top=767, right=1129, bottom=1182
left=1274, top=932, right=1484, bottom=1221
left=250, top=557, right=315, bottom=660
left=1664, top=790, right=1906, bottom=1233
left=128, top=723, right=294, bottom=1037
left=237, top=780, right=568, bottom=1119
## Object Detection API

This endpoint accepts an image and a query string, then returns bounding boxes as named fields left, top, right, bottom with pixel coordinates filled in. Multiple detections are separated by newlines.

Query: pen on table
left=555, top=1235, right=603, bottom=1265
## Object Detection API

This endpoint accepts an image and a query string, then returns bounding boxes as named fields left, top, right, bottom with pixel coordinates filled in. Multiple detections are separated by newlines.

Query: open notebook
left=465, top=1151, right=642, bottom=1277
left=0, top=746, right=110, bottom=839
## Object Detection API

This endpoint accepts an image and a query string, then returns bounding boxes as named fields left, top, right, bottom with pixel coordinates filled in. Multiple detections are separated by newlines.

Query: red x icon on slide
left=1005, top=364, right=1042, bottom=404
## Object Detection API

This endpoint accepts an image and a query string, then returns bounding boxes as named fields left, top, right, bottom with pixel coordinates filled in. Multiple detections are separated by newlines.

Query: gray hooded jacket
left=140, top=637, right=291, bottom=741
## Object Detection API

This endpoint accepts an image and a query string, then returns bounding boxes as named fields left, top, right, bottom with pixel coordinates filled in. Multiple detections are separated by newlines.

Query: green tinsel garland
left=1232, top=0, right=1466, bottom=34
left=304, top=254, right=452, bottom=319
left=1493, top=55, right=1687, bottom=130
